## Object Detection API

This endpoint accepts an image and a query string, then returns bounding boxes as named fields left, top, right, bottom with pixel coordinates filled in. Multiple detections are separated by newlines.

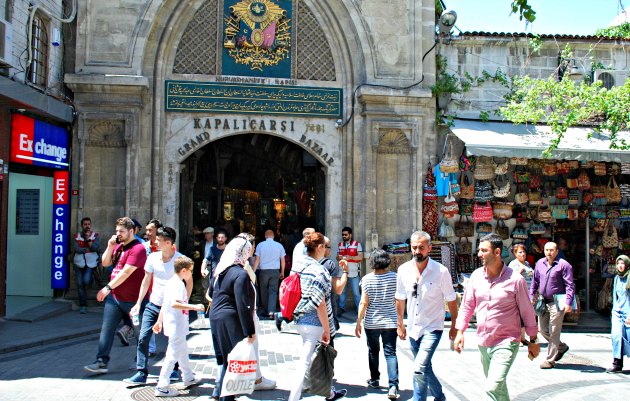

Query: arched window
left=27, top=13, right=48, bottom=86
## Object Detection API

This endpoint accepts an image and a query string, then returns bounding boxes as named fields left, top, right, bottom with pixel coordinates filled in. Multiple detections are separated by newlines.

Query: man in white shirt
left=253, top=230, right=286, bottom=319
left=395, top=231, right=458, bottom=401
left=292, top=227, right=314, bottom=267
left=123, top=227, right=193, bottom=384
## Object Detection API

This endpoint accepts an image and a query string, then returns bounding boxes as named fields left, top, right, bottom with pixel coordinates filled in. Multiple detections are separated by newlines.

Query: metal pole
left=585, top=217, right=590, bottom=312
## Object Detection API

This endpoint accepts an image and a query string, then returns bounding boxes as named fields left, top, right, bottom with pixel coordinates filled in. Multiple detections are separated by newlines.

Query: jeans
left=96, top=295, right=146, bottom=364
left=258, top=269, right=280, bottom=315
left=409, top=330, right=445, bottom=401
left=339, top=276, right=360, bottom=311
left=74, top=265, right=93, bottom=307
left=478, top=341, right=519, bottom=401
left=213, top=363, right=235, bottom=401
left=365, top=328, right=399, bottom=388
left=288, top=324, right=325, bottom=401
left=538, top=302, right=567, bottom=363
left=137, top=302, right=160, bottom=373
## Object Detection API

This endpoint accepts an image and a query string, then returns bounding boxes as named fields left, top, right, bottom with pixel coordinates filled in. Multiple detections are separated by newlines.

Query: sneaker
left=540, top=360, right=555, bottom=369
left=325, top=388, right=347, bottom=401
left=123, top=371, right=147, bottom=384
left=117, top=325, right=134, bottom=346
left=183, top=376, right=200, bottom=388
left=254, top=376, right=276, bottom=391
left=388, top=386, right=399, bottom=399
left=80, top=306, right=87, bottom=314
left=274, top=313, right=283, bottom=332
left=154, top=387, right=178, bottom=397
left=84, top=359, right=108, bottom=374
left=170, top=370, right=181, bottom=381
left=555, top=345, right=569, bottom=362
left=367, top=379, right=380, bottom=389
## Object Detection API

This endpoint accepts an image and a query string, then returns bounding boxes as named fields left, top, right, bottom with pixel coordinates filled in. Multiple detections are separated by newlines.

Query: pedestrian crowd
left=76, top=216, right=629, bottom=401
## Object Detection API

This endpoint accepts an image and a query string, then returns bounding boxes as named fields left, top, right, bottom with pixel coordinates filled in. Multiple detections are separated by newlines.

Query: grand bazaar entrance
left=179, top=133, right=326, bottom=247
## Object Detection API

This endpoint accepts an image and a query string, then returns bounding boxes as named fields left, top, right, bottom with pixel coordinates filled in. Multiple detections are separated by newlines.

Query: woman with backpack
left=288, top=232, right=347, bottom=401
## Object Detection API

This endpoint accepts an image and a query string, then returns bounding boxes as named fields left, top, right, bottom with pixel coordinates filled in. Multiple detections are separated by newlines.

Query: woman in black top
left=210, top=234, right=256, bottom=401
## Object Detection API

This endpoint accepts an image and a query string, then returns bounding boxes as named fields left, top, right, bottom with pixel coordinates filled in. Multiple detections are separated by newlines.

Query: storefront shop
left=427, top=119, right=630, bottom=322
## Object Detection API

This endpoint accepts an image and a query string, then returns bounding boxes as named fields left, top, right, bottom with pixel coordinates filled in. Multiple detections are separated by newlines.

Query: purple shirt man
left=528, top=241, right=575, bottom=369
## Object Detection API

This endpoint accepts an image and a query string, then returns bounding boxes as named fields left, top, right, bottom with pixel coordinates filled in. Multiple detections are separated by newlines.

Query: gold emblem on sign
left=224, top=0, right=291, bottom=71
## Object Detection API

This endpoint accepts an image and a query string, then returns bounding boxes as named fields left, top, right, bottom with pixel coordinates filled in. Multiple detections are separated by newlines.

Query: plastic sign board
left=10, top=114, right=69, bottom=169
left=51, top=170, right=70, bottom=289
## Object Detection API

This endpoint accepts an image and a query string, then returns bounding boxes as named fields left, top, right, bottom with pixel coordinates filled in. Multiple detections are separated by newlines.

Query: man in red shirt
left=84, top=217, right=148, bottom=374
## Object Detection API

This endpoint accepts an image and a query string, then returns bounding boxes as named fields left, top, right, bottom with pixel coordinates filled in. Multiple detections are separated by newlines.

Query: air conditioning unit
left=0, top=18, right=12, bottom=67
left=593, top=69, right=628, bottom=90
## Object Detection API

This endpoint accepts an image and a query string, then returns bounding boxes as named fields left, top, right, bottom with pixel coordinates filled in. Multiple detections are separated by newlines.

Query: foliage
left=529, top=34, right=542, bottom=55
left=511, top=0, right=536, bottom=22
left=432, top=55, right=463, bottom=97
left=595, top=22, right=630, bottom=38
left=501, top=75, right=630, bottom=157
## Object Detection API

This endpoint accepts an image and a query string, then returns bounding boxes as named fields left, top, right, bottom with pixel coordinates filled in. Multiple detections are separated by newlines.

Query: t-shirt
left=255, top=238, right=286, bottom=270
left=110, top=239, right=148, bottom=302
left=360, top=271, right=398, bottom=330
left=145, top=251, right=183, bottom=306
left=162, top=275, right=189, bottom=337
left=434, top=164, right=451, bottom=197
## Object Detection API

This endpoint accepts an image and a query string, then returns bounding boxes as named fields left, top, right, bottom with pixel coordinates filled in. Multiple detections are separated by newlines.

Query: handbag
left=459, top=147, right=477, bottom=172
left=602, top=220, right=619, bottom=248
left=476, top=222, right=493, bottom=234
left=556, top=161, right=570, bottom=175
left=567, top=207, right=579, bottom=220
left=528, top=191, right=542, bottom=206
left=460, top=172, right=475, bottom=199
left=474, top=180, right=493, bottom=202
left=440, top=141, right=459, bottom=173
left=221, top=338, right=258, bottom=397
left=450, top=176, right=461, bottom=197
left=455, top=238, right=473, bottom=255
left=493, top=174, right=511, bottom=198
left=438, top=219, right=455, bottom=238
left=423, top=167, right=437, bottom=201
left=440, top=185, right=459, bottom=218
left=592, top=218, right=607, bottom=233
left=528, top=173, right=542, bottom=189
left=513, top=166, right=530, bottom=184
left=568, top=190, right=580, bottom=205
left=594, top=161, right=607, bottom=176
left=606, top=176, right=622, bottom=204
left=551, top=204, right=568, bottom=219
left=493, top=201, right=514, bottom=220
left=538, top=209, right=553, bottom=223
left=474, top=156, right=495, bottom=180
left=303, top=343, right=337, bottom=397
left=496, top=218, right=510, bottom=240
left=529, top=222, right=546, bottom=235
left=566, top=177, right=578, bottom=189
left=454, top=215, right=474, bottom=237
left=577, top=169, right=591, bottom=191
left=493, top=157, right=509, bottom=175
left=473, top=202, right=494, bottom=222
left=542, top=162, right=557, bottom=176
left=459, top=199, right=474, bottom=216
left=591, top=205, right=606, bottom=219
left=511, top=224, right=529, bottom=240
left=510, top=157, right=528, bottom=166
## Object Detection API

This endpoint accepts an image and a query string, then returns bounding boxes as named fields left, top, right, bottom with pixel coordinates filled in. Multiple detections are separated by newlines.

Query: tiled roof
left=458, top=31, right=628, bottom=41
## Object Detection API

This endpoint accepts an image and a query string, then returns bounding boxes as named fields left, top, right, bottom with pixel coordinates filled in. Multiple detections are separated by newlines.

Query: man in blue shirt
left=253, top=230, right=286, bottom=319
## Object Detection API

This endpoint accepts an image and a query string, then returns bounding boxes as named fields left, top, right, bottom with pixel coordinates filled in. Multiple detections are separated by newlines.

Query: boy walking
left=152, top=256, right=204, bottom=397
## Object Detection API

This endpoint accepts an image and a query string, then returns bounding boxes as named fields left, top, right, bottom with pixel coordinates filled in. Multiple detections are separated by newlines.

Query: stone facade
left=65, top=0, right=439, bottom=253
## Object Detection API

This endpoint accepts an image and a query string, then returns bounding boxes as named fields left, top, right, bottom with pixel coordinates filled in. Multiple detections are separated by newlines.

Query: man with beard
left=84, top=217, right=148, bottom=374
left=395, top=231, right=458, bottom=401
left=201, top=229, right=227, bottom=299
left=454, top=233, right=540, bottom=400
left=73, top=217, right=100, bottom=314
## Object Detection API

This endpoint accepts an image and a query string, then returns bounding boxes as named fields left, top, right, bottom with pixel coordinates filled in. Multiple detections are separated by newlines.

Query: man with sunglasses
left=336, top=227, right=363, bottom=315
left=123, top=227, right=193, bottom=384
left=395, top=231, right=458, bottom=401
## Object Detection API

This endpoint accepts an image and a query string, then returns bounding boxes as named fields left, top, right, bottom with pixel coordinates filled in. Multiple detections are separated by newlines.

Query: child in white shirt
left=152, top=256, right=204, bottom=397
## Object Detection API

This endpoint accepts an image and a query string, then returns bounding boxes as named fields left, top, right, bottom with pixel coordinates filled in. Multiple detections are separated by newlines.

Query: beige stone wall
left=67, top=0, right=438, bottom=253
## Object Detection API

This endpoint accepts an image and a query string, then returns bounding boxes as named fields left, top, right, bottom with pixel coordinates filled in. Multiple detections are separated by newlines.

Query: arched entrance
left=179, top=133, right=326, bottom=245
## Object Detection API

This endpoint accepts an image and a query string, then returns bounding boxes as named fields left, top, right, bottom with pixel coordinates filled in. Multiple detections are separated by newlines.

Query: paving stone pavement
left=1, top=310, right=630, bottom=401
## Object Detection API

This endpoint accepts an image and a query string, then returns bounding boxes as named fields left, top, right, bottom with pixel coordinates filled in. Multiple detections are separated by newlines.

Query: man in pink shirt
left=454, top=234, right=540, bottom=400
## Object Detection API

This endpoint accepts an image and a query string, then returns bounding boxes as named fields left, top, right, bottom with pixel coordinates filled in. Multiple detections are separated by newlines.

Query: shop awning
left=450, top=119, right=630, bottom=162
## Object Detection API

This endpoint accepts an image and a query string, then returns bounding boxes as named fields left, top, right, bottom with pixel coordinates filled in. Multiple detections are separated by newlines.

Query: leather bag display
left=473, top=202, right=493, bottom=222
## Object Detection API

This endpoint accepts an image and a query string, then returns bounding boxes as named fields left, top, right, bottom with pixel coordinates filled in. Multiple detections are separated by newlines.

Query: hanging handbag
left=440, top=185, right=459, bottom=218
left=556, top=161, right=570, bottom=175
left=440, top=141, right=459, bottom=173
left=542, top=162, right=557, bottom=176
left=606, top=176, right=622, bottom=204
left=528, top=173, right=542, bottom=189
left=423, top=167, right=438, bottom=201
left=591, top=205, right=606, bottom=219
left=513, top=165, right=530, bottom=184
left=474, top=157, right=495, bottom=180
left=551, top=204, right=568, bottom=219
left=592, top=218, right=607, bottom=233
left=594, top=162, right=607, bottom=176
left=555, top=186, right=569, bottom=200
left=496, top=218, right=510, bottom=240
left=493, top=157, right=509, bottom=175
left=602, top=220, right=619, bottom=248
left=582, top=191, right=594, bottom=205
left=455, top=237, right=473, bottom=255
left=473, top=202, right=494, bottom=222
left=529, top=222, right=546, bottom=235
left=455, top=215, right=474, bottom=237
left=577, top=169, right=591, bottom=191
left=568, top=190, right=580, bottom=205
left=567, top=207, right=579, bottom=220
left=510, top=157, right=528, bottom=166
left=528, top=191, right=542, bottom=206
left=459, top=199, right=474, bottom=217
left=566, top=177, right=578, bottom=189
left=514, top=187, right=529, bottom=205
left=511, top=224, right=529, bottom=240
left=459, top=147, right=477, bottom=172
left=493, top=174, right=511, bottom=198
left=450, top=175, right=461, bottom=197
left=538, top=209, right=553, bottom=222
left=493, top=201, right=514, bottom=220
left=476, top=222, right=493, bottom=235
left=609, top=162, right=621, bottom=176
left=438, top=219, right=455, bottom=238
left=474, top=180, right=493, bottom=202
left=460, top=172, right=475, bottom=199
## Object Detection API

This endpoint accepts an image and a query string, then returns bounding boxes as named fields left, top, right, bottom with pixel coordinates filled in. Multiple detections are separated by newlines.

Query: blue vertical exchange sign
left=52, top=170, right=70, bottom=289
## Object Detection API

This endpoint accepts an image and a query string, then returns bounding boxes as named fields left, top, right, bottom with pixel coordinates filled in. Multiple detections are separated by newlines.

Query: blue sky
left=443, top=0, right=627, bottom=35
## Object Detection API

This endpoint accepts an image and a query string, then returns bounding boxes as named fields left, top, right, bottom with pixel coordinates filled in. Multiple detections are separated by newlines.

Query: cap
left=203, top=227, right=215, bottom=234
left=131, top=218, right=142, bottom=228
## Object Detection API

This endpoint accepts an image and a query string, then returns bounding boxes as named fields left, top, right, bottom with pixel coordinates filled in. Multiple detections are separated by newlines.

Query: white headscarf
left=214, top=233, right=253, bottom=277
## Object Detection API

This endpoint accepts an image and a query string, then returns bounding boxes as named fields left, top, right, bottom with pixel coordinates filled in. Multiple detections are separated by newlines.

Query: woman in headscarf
left=608, top=254, right=630, bottom=373
left=209, top=234, right=256, bottom=400
left=288, top=232, right=346, bottom=401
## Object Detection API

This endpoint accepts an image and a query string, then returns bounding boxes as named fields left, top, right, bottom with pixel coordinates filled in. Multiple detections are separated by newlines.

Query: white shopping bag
left=221, top=338, right=257, bottom=397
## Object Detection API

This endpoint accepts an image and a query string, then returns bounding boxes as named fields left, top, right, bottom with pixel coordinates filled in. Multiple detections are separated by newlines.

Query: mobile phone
left=115, top=237, right=120, bottom=244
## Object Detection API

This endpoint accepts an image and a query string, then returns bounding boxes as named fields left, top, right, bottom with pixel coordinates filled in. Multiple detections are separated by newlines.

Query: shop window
left=16, top=189, right=40, bottom=235
left=27, top=13, right=49, bottom=87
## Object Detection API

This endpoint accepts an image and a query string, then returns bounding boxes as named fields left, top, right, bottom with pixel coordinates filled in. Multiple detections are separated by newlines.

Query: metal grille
left=27, top=14, right=48, bottom=86
left=296, top=0, right=336, bottom=81
left=173, top=0, right=218, bottom=75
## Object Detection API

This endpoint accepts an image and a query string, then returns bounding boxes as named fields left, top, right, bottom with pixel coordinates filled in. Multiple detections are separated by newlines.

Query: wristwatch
left=529, top=337, right=538, bottom=344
